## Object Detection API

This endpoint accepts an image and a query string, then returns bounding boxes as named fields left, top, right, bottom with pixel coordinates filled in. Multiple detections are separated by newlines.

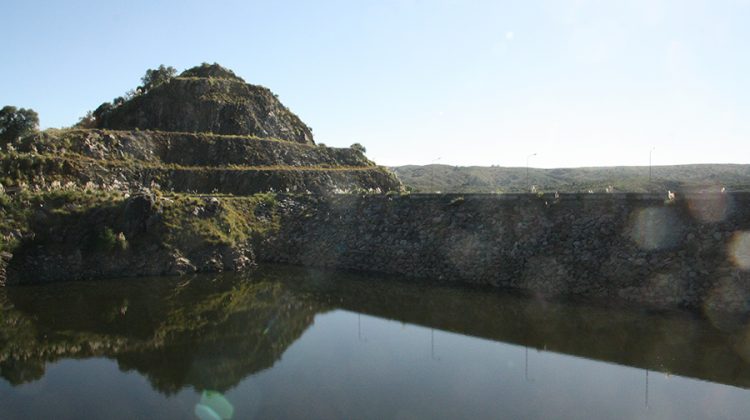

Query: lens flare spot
left=521, top=256, right=569, bottom=297
left=446, top=230, right=483, bottom=273
left=704, top=276, right=750, bottom=328
left=687, top=193, right=731, bottom=223
left=629, top=207, right=682, bottom=250
left=729, top=232, right=750, bottom=270
left=738, top=325, right=750, bottom=364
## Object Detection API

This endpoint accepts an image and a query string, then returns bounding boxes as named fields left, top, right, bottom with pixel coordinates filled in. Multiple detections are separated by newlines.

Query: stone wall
left=260, top=192, right=750, bottom=313
left=5, top=190, right=750, bottom=314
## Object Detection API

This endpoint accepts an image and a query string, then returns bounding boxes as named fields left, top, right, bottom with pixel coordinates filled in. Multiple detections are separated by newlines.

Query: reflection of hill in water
left=266, top=266, right=750, bottom=389
left=2, top=265, right=750, bottom=393
left=0, top=275, right=324, bottom=393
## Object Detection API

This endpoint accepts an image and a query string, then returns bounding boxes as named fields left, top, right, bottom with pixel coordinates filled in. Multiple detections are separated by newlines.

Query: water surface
left=1, top=265, right=750, bottom=419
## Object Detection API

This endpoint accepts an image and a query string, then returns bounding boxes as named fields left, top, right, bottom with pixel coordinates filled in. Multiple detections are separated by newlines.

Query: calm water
left=2, top=265, right=750, bottom=420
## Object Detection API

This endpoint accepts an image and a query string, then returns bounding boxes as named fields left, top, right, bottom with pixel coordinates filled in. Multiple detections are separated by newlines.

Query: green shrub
left=97, top=227, right=127, bottom=251
left=0, top=106, right=39, bottom=144
left=115, top=232, right=129, bottom=250
left=350, top=143, right=366, bottom=154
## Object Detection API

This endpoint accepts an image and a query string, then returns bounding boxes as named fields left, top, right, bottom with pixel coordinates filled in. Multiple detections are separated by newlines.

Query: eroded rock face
left=95, top=65, right=314, bottom=145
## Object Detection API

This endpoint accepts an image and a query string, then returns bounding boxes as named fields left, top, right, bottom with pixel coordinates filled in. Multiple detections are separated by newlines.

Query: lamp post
left=524, top=346, right=534, bottom=382
left=649, top=147, right=655, bottom=182
left=358, top=314, right=366, bottom=342
left=431, top=328, right=439, bottom=360
left=526, top=153, right=537, bottom=191
left=431, top=157, right=441, bottom=192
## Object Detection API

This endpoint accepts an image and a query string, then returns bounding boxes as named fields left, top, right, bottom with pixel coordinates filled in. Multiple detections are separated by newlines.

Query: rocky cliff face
left=95, top=64, right=314, bottom=145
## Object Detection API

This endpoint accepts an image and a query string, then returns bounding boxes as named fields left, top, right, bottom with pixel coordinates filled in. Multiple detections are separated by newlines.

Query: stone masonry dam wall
left=260, top=192, right=750, bottom=314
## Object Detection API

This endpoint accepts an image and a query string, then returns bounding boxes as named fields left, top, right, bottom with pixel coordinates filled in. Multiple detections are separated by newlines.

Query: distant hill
left=391, top=164, right=750, bottom=193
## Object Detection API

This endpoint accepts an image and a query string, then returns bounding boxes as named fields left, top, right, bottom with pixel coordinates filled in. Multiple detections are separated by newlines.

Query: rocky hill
left=0, top=64, right=401, bottom=285
left=1, top=64, right=400, bottom=196
left=94, top=63, right=315, bottom=144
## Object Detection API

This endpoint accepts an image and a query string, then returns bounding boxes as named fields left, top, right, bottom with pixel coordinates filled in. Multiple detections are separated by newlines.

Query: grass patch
left=0, top=189, right=127, bottom=254
left=159, top=192, right=280, bottom=253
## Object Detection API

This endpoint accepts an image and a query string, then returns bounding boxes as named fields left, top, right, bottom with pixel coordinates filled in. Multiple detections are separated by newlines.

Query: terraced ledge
left=2, top=152, right=386, bottom=171
left=22, top=129, right=374, bottom=168
left=171, top=76, right=249, bottom=83
left=1, top=153, right=402, bottom=195
left=61, top=128, right=309, bottom=146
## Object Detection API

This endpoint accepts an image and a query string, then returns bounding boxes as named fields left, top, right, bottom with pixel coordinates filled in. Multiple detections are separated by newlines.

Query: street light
left=649, top=147, right=655, bottom=182
left=526, top=153, right=537, bottom=191
left=358, top=314, right=367, bottom=342
left=524, top=346, right=534, bottom=382
left=432, top=157, right=441, bottom=193
left=430, top=328, right=440, bottom=361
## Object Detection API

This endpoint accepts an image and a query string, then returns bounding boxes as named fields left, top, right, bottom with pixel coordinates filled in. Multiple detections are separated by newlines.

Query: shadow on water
left=2, top=263, right=750, bottom=394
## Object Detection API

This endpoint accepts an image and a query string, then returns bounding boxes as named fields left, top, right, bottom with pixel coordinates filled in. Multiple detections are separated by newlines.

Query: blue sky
left=2, top=0, right=749, bottom=167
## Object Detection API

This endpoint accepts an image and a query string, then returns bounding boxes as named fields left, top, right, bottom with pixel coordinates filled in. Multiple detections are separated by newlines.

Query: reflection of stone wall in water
left=273, top=266, right=750, bottom=389
left=0, top=276, right=323, bottom=393
left=260, top=192, right=750, bottom=314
